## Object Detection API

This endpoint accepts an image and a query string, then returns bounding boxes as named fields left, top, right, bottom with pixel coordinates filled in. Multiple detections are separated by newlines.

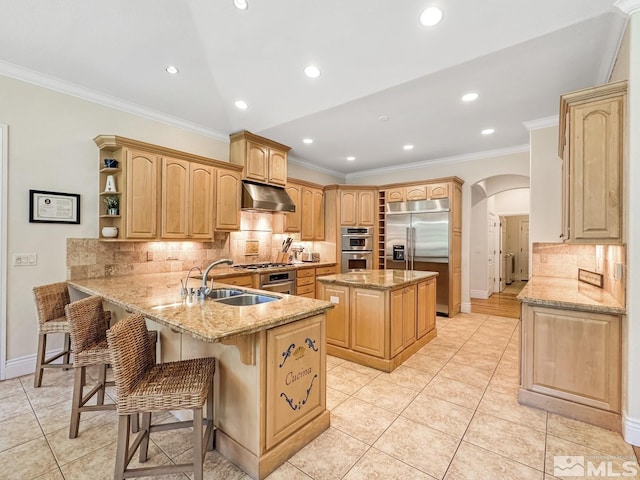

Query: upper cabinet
left=386, top=182, right=449, bottom=203
left=274, top=179, right=324, bottom=239
left=339, top=189, right=376, bottom=226
left=94, top=135, right=243, bottom=240
left=559, top=81, right=626, bottom=243
left=229, top=131, right=290, bottom=187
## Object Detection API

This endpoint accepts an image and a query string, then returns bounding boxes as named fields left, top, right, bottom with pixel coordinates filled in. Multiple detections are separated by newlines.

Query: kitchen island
left=517, top=276, right=625, bottom=431
left=317, top=269, right=438, bottom=372
left=68, top=272, right=333, bottom=480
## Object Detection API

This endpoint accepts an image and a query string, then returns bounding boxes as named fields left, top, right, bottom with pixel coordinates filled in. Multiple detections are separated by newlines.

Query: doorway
left=498, top=214, right=529, bottom=291
left=0, top=124, right=7, bottom=380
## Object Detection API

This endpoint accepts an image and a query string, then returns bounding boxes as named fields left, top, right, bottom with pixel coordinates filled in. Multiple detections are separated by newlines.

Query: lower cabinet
left=320, top=277, right=437, bottom=372
left=519, top=303, right=621, bottom=428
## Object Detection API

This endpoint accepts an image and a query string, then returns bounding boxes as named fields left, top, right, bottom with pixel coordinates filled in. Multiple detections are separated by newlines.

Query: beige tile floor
left=1, top=312, right=639, bottom=479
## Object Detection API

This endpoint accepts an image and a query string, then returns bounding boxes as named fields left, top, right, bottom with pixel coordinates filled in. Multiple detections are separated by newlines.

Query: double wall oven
left=340, top=227, right=374, bottom=273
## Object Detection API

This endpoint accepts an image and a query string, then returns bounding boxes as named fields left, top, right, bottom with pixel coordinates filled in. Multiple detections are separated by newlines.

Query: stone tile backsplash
left=532, top=242, right=626, bottom=306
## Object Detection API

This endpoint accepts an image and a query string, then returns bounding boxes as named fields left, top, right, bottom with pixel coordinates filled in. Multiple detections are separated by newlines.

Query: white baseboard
left=622, top=412, right=640, bottom=447
left=4, top=348, right=63, bottom=380
left=470, top=289, right=489, bottom=299
left=461, top=302, right=471, bottom=313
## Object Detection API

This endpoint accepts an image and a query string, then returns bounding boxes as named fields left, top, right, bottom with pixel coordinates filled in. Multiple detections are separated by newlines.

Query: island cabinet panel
left=266, top=315, right=325, bottom=450
left=125, top=149, right=160, bottom=239
left=521, top=304, right=621, bottom=414
left=323, top=284, right=350, bottom=347
left=351, top=288, right=386, bottom=358
left=416, top=278, right=436, bottom=338
left=390, top=286, right=416, bottom=357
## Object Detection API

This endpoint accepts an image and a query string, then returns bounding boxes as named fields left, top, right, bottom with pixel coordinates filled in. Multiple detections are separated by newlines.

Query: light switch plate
left=13, top=253, right=37, bottom=266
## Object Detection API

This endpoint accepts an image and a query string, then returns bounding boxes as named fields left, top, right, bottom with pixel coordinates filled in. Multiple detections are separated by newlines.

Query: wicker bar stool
left=32, top=282, right=74, bottom=388
left=106, top=314, right=215, bottom=480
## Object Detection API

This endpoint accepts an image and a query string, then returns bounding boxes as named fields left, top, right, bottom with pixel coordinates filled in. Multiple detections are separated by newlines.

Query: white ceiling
left=0, top=0, right=626, bottom=176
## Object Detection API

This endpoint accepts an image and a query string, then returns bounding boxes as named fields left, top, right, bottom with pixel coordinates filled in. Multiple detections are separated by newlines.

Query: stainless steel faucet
left=182, top=266, right=203, bottom=297
left=201, top=259, right=233, bottom=295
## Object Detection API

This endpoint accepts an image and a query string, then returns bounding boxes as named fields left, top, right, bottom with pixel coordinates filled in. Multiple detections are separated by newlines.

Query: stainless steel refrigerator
left=385, top=198, right=450, bottom=315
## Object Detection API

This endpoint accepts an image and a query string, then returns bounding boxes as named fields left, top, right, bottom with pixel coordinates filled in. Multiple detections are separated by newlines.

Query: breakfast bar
left=68, top=272, right=334, bottom=480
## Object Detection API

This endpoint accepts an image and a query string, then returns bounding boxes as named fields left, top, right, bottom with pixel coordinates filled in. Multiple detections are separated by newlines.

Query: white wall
left=287, top=160, right=344, bottom=185
left=529, top=125, right=562, bottom=243
left=493, top=188, right=530, bottom=215
left=469, top=196, right=488, bottom=298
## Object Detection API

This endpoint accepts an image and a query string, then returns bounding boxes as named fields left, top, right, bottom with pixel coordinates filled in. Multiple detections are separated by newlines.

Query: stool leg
left=206, top=384, right=214, bottom=451
left=97, top=364, right=107, bottom=405
left=130, top=413, right=140, bottom=433
left=69, top=366, right=85, bottom=438
left=34, top=334, right=46, bottom=388
left=193, top=407, right=204, bottom=480
left=114, top=415, right=130, bottom=480
left=138, top=412, right=152, bottom=463
left=63, top=332, right=72, bottom=369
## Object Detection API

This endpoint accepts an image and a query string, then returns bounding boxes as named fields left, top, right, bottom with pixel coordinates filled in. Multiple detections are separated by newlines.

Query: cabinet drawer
left=297, top=284, right=315, bottom=295
left=297, top=268, right=315, bottom=278
left=218, top=275, right=253, bottom=287
left=297, top=292, right=315, bottom=299
left=297, top=276, right=315, bottom=287
left=316, top=266, right=337, bottom=276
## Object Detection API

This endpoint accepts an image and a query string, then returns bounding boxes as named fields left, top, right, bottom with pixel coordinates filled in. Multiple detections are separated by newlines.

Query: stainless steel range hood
left=241, top=180, right=296, bottom=213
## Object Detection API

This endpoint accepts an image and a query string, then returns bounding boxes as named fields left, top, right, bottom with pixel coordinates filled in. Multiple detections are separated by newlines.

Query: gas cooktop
left=233, top=263, right=294, bottom=270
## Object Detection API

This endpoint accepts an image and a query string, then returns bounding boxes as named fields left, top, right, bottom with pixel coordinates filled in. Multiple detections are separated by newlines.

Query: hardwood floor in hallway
left=471, top=281, right=527, bottom=319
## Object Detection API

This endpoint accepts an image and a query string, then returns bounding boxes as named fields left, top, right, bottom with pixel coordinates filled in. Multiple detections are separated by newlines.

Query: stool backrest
left=65, top=296, right=106, bottom=353
left=33, top=282, right=70, bottom=325
left=106, top=314, right=154, bottom=402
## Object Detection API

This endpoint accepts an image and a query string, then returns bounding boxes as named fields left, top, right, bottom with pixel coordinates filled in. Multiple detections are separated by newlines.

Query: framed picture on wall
left=29, top=189, right=80, bottom=224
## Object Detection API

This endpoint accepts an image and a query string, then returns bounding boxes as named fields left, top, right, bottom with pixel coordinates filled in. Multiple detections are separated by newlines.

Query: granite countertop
left=316, top=269, right=438, bottom=290
left=203, top=261, right=337, bottom=279
left=517, top=277, right=625, bottom=314
left=68, top=272, right=333, bottom=343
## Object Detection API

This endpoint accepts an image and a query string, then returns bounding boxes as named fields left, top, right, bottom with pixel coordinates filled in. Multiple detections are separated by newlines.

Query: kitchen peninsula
left=67, top=272, right=333, bottom=480
left=317, top=270, right=438, bottom=372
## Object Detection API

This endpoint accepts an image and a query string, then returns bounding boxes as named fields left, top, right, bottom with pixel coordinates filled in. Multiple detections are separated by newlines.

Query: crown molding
left=522, top=116, right=559, bottom=131
left=346, top=144, right=530, bottom=181
left=0, top=60, right=229, bottom=142
left=615, top=0, right=640, bottom=15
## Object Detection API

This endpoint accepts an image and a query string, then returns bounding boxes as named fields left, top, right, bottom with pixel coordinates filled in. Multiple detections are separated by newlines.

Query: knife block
left=275, top=252, right=290, bottom=263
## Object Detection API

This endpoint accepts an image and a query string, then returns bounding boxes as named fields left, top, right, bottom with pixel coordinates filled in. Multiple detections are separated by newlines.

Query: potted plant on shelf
left=103, top=195, right=119, bottom=216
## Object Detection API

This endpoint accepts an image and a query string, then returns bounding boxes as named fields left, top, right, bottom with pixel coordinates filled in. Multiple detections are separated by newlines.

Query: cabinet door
left=390, top=288, right=405, bottom=357
left=161, top=157, right=189, bottom=238
left=428, top=183, right=449, bottom=199
left=390, top=286, right=416, bottom=356
left=321, top=284, right=350, bottom=347
left=522, top=305, right=620, bottom=413
left=340, top=191, right=357, bottom=226
left=386, top=188, right=405, bottom=203
left=570, top=97, right=622, bottom=241
left=406, top=185, right=427, bottom=201
left=189, top=163, right=215, bottom=239
left=351, top=288, right=386, bottom=358
left=417, top=279, right=436, bottom=338
left=312, top=189, right=325, bottom=240
left=357, top=191, right=376, bottom=226
left=268, top=148, right=287, bottom=186
left=216, top=168, right=241, bottom=230
left=125, top=149, right=159, bottom=238
left=284, top=185, right=301, bottom=232
left=245, top=141, right=269, bottom=183
left=301, top=187, right=314, bottom=241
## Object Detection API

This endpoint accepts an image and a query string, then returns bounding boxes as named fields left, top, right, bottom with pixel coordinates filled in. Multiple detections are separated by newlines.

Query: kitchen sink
left=205, top=288, right=245, bottom=299
left=214, top=294, right=280, bottom=306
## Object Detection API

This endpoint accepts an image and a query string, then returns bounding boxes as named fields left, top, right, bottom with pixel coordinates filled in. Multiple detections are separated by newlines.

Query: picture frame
left=29, top=189, right=80, bottom=224
left=578, top=268, right=604, bottom=288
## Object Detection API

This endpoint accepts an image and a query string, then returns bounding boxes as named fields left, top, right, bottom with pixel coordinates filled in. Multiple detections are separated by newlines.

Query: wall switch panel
left=13, top=253, right=37, bottom=266
left=615, top=263, right=624, bottom=280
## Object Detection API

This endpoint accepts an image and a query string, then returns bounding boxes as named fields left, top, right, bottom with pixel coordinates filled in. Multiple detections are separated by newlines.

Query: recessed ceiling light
left=481, top=128, right=495, bottom=135
left=165, top=65, right=179, bottom=74
left=420, top=7, right=443, bottom=27
left=403, top=145, right=414, bottom=151
left=234, top=100, right=248, bottom=110
left=462, top=92, right=479, bottom=102
left=346, top=156, right=356, bottom=161
left=304, top=65, right=321, bottom=79
left=233, top=0, right=248, bottom=10
left=378, top=115, right=390, bottom=122
left=303, top=138, right=313, bottom=144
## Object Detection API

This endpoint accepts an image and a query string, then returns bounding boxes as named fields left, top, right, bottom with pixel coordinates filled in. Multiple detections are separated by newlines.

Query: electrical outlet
left=13, top=253, right=37, bottom=266
left=615, top=263, right=624, bottom=280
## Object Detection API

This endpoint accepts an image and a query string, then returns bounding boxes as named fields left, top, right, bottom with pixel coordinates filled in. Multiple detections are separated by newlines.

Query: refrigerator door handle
left=405, top=228, right=410, bottom=270
left=411, top=227, right=416, bottom=270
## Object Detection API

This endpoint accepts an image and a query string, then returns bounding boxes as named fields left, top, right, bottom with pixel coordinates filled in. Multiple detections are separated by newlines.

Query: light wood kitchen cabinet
left=216, top=168, right=241, bottom=231
left=161, top=157, right=214, bottom=239
left=301, top=186, right=325, bottom=240
left=296, top=265, right=337, bottom=299
left=229, top=130, right=290, bottom=187
left=339, top=189, right=376, bottom=226
left=559, top=81, right=626, bottom=243
left=283, top=184, right=301, bottom=232
left=386, top=183, right=447, bottom=203
left=390, top=286, right=416, bottom=357
left=416, top=278, right=436, bottom=338
left=94, top=135, right=243, bottom=241
left=125, top=148, right=160, bottom=239
left=351, top=288, right=386, bottom=358
left=324, top=284, right=350, bottom=347
left=519, top=303, right=621, bottom=428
